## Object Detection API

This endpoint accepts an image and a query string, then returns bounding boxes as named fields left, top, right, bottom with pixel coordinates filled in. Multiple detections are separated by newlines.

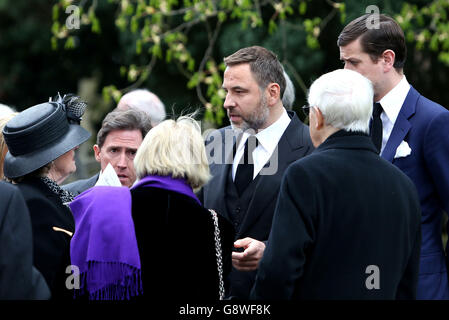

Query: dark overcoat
left=0, top=181, right=50, bottom=299
left=131, top=186, right=235, bottom=301
left=251, top=131, right=422, bottom=300
left=17, top=177, right=75, bottom=299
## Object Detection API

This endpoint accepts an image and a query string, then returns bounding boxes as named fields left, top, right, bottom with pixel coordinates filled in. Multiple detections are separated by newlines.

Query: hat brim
left=4, top=124, right=91, bottom=179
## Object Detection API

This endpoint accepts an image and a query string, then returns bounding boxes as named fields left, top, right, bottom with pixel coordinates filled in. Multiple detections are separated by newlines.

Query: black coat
left=17, top=177, right=75, bottom=299
left=0, top=181, right=50, bottom=299
left=251, top=131, right=422, bottom=300
left=130, top=186, right=235, bottom=301
left=199, top=111, right=314, bottom=299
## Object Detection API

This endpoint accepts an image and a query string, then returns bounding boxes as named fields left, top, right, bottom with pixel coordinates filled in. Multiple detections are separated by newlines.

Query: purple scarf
left=132, top=174, right=201, bottom=205
left=69, top=175, right=199, bottom=300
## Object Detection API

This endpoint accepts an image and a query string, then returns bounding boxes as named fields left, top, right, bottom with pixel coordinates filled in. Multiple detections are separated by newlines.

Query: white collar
left=378, top=75, right=410, bottom=124
left=238, top=109, right=291, bottom=154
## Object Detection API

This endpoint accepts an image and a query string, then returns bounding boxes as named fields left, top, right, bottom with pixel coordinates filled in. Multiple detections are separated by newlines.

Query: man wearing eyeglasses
left=251, top=69, right=421, bottom=300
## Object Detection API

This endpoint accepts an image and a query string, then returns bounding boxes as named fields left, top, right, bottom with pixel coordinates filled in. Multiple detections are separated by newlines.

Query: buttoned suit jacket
left=381, top=86, right=449, bottom=299
left=199, top=111, right=314, bottom=299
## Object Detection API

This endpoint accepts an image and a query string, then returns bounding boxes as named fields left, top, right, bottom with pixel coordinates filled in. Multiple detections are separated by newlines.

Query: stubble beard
left=230, top=94, right=269, bottom=133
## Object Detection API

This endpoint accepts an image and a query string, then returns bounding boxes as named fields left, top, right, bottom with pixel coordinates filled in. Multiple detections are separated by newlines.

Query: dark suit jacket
left=380, top=86, right=449, bottom=299
left=131, top=186, right=235, bottom=301
left=62, top=172, right=99, bottom=196
left=251, top=130, right=422, bottom=300
left=199, top=111, right=314, bottom=299
left=17, top=177, right=75, bottom=299
left=0, top=181, right=50, bottom=299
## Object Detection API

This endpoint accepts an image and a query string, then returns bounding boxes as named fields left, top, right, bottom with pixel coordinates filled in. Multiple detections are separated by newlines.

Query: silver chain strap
left=209, top=209, right=225, bottom=300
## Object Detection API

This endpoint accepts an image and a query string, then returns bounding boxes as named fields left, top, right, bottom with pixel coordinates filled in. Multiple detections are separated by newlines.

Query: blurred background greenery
left=1, top=0, right=448, bottom=180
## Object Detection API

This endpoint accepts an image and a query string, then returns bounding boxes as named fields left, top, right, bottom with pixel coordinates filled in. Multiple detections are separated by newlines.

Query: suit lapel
left=238, top=113, right=311, bottom=237
left=381, top=86, right=418, bottom=162
left=205, top=128, right=238, bottom=222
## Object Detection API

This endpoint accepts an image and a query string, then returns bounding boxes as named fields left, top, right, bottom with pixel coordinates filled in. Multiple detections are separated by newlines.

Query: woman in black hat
left=2, top=94, right=91, bottom=299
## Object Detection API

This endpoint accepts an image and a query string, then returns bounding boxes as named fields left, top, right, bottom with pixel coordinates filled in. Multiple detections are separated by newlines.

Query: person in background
left=251, top=69, right=421, bottom=300
left=282, top=70, right=296, bottom=111
left=0, top=181, right=51, bottom=300
left=0, top=103, right=16, bottom=117
left=2, top=94, right=91, bottom=299
left=0, top=112, right=17, bottom=180
left=338, top=13, right=449, bottom=299
left=69, top=116, right=234, bottom=300
left=116, top=89, right=166, bottom=127
left=63, top=109, right=151, bottom=195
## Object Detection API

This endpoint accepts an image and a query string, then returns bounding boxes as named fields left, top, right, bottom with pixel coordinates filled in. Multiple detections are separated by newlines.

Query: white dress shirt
left=232, top=109, right=291, bottom=180
left=378, top=75, right=411, bottom=155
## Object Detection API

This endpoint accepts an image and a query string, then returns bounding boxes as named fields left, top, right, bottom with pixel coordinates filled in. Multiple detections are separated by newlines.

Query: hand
left=232, top=237, right=266, bottom=271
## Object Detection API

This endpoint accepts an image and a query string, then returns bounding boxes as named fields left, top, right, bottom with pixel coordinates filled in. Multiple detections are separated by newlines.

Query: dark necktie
left=234, top=135, right=258, bottom=196
left=370, top=102, right=383, bottom=153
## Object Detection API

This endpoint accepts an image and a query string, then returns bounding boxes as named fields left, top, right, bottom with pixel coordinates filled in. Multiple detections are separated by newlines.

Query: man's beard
left=230, top=94, right=269, bottom=132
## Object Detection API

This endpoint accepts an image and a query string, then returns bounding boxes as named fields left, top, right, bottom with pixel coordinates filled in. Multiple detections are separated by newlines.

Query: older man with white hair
left=251, top=69, right=422, bottom=300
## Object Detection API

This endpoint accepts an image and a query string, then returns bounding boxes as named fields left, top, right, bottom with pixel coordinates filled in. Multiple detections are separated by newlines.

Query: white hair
left=307, top=69, right=373, bottom=133
left=282, top=70, right=295, bottom=111
left=0, top=104, right=16, bottom=117
left=117, top=89, right=166, bottom=127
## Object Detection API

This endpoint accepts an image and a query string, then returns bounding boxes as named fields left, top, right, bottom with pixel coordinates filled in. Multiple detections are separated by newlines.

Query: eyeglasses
left=302, top=105, right=311, bottom=116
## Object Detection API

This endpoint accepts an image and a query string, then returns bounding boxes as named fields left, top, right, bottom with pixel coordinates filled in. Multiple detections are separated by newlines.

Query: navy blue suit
left=381, top=86, right=449, bottom=299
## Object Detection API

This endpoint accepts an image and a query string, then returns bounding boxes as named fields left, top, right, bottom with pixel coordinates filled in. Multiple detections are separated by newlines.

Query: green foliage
left=47, top=0, right=449, bottom=126
left=51, top=0, right=345, bottom=127
left=397, top=0, right=449, bottom=66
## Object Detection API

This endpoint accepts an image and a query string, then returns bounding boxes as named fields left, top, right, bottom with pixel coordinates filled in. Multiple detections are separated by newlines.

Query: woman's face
left=49, top=146, right=78, bottom=184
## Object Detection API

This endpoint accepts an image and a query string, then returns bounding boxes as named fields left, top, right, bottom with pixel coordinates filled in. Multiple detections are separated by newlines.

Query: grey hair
left=282, top=70, right=295, bottom=110
left=0, top=104, right=16, bottom=117
left=97, top=109, right=152, bottom=148
left=307, top=69, right=373, bottom=133
left=117, top=89, right=166, bottom=127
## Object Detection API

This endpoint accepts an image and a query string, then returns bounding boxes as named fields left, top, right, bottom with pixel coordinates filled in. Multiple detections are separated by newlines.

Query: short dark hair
left=96, top=109, right=152, bottom=148
left=224, top=46, right=286, bottom=97
left=337, top=14, right=407, bottom=71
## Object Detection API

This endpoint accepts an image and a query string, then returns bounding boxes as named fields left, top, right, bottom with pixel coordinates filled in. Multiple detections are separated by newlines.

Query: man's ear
left=266, top=83, right=281, bottom=106
left=314, top=107, right=325, bottom=130
left=382, top=49, right=395, bottom=72
left=93, top=144, right=101, bottom=163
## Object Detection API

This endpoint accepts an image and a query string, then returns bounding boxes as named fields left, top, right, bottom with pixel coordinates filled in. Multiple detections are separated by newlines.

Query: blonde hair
left=134, top=116, right=210, bottom=191
left=0, top=112, right=18, bottom=179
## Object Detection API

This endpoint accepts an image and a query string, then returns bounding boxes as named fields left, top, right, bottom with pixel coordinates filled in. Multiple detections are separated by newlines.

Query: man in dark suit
left=338, top=14, right=449, bottom=299
left=0, top=181, right=50, bottom=299
left=63, top=109, right=151, bottom=195
left=251, top=69, right=421, bottom=300
left=200, top=46, right=314, bottom=299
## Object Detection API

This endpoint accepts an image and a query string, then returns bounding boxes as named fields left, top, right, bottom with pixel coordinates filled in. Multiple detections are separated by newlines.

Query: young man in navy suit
left=338, top=13, right=449, bottom=299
